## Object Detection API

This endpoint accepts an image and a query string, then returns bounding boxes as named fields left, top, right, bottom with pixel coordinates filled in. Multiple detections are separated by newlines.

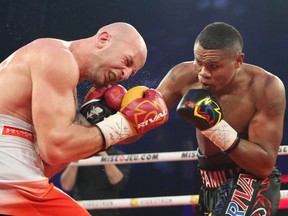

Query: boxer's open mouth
left=108, top=72, right=116, bottom=81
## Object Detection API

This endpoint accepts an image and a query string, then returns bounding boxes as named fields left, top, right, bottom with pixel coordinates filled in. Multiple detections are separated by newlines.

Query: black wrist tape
left=224, top=137, right=240, bottom=154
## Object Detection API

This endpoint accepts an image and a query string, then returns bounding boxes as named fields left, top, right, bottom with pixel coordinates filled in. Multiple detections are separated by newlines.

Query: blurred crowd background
left=1, top=1, right=288, bottom=215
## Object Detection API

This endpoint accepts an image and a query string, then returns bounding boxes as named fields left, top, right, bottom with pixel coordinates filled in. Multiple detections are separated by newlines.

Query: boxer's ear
left=96, top=32, right=110, bottom=49
left=235, top=53, right=245, bottom=68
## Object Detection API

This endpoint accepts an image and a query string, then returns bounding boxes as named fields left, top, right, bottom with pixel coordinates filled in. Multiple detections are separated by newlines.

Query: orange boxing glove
left=96, top=86, right=169, bottom=148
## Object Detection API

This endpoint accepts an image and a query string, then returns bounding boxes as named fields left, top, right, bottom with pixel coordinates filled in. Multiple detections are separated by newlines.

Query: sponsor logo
left=123, top=99, right=168, bottom=133
left=2, top=125, right=34, bottom=142
left=195, top=97, right=222, bottom=126
left=225, top=174, right=257, bottom=215
left=199, top=168, right=240, bottom=189
left=200, top=169, right=229, bottom=188
left=86, top=106, right=103, bottom=119
left=80, top=200, right=114, bottom=209
left=137, top=110, right=168, bottom=129
left=100, top=153, right=159, bottom=163
left=278, top=145, right=288, bottom=153
left=130, top=197, right=173, bottom=207
left=181, top=152, right=197, bottom=159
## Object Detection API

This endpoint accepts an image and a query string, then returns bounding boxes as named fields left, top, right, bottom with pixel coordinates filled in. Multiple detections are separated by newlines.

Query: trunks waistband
left=0, top=114, right=33, bottom=130
left=197, top=149, right=241, bottom=188
left=197, top=148, right=238, bottom=169
left=200, top=167, right=241, bottom=189
left=2, top=125, right=34, bottom=142
left=0, top=114, right=34, bottom=143
left=0, top=115, right=43, bottom=181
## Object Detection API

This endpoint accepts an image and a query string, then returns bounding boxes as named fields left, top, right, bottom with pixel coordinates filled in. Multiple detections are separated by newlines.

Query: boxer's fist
left=84, top=85, right=110, bottom=102
left=80, top=100, right=115, bottom=125
left=104, top=85, right=127, bottom=110
left=176, top=89, right=222, bottom=130
left=96, top=86, right=169, bottom=148
left=177, top=89, right=239, bottom=153
left=80, top=85, right=127, bottom=125
left=120, top=86, right=168, bottom=134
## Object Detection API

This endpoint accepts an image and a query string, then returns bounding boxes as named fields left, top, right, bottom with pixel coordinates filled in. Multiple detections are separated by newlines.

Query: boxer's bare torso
left=0, top=39, right=76, bottom=125
left=157, top=49, right=285, bottom=178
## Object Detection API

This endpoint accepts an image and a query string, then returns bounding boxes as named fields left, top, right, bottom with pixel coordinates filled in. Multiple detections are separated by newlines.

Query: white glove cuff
left=201, top=120, right=238, bottom=151
left=96, top=112, right=136, bottom=148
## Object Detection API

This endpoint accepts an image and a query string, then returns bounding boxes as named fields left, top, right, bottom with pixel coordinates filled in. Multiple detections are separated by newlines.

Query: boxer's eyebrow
left=126, top=56, right=133, bottom=67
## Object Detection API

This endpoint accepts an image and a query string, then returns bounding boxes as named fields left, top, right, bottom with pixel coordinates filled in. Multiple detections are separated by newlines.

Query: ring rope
left=78, top=190, right=288, bottom=210
left=78, top=195, right=199, bottom=210
left=71, top=145, right=288, bottom=166
left=74, top=145, right=288, bottom=210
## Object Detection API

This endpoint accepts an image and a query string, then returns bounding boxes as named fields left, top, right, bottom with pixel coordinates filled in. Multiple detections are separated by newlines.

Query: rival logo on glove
left=137, top=107, right=168, bottom=129
left=121, top=99, right=168, bottom=134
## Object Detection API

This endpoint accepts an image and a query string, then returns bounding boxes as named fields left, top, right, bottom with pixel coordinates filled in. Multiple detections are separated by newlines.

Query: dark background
left=1, top=0, right=288, bottom=215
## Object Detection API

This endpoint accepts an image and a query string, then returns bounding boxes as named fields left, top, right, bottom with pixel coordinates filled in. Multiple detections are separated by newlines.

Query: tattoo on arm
left=168, top=70, right=176, bottom=81
left=268, top=98, right=285, bottom=116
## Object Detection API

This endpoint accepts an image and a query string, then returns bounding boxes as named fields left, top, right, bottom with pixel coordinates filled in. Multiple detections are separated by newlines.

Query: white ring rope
left=72, top=145, right=288, bottom=210
left=70, top=145, right=288, bottom=167
left=78, top=195, right=199, bottom=210
left=78, top=190, right=288, bottom=209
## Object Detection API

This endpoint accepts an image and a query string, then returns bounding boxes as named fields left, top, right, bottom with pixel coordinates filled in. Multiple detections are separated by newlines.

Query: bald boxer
left=157, top=22, right=285, bottom=215
left=0, top=22, right=168, bottom=215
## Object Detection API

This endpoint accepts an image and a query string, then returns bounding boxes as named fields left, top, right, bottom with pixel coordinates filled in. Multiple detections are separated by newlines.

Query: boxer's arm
left=60, top=165, right=78, bottom=192
left=157, top=61, right=199, bottom=110
left=30, top=44, right=104, bottom=165
left=43, top=161, right=70, bottom=179
left=117, top=135, right=142, bottom=144
left=228, top=76, right=286, bottom=178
